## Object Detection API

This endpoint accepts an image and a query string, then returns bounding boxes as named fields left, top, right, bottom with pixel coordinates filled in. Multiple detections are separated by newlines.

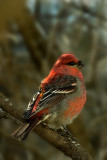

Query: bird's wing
left=24, top=75, right=77, bottom=120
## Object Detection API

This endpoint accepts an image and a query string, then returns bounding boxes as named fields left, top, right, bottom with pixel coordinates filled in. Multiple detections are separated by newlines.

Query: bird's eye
left=67, top=61, right=75, bottom=66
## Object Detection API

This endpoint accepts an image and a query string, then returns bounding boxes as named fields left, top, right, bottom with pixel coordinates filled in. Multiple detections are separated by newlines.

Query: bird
left=12, top=53, right=86, bottom=140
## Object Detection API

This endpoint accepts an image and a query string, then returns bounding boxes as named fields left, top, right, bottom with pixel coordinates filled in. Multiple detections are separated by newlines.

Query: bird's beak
left=78, top=60, right=84, bottom=69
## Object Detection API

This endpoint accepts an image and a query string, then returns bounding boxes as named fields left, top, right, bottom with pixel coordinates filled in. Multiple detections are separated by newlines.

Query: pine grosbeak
left=12, top=53, right=86, bottom=140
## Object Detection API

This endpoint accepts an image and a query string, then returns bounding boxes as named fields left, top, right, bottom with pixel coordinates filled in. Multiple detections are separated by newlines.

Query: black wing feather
left=24, top=75, right=77, bottom=119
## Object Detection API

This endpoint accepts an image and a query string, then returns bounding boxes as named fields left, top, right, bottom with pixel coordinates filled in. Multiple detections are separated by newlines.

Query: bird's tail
left=12, top=120, right=37, bottom=140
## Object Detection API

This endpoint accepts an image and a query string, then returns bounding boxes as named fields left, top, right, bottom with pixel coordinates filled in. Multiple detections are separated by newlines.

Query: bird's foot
left=61, top=126, right=77, bottom=142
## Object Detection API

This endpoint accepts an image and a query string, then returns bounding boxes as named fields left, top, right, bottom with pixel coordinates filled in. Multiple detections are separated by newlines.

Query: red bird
left=12, top=53, right=86, bottom=140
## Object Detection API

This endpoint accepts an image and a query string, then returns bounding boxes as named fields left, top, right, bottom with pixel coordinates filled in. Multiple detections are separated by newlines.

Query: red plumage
left=12, top=53, right=86, bottom=140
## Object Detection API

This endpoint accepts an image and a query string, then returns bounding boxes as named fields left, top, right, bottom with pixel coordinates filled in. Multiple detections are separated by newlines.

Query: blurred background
left=0, top=0, right=107, bottom=160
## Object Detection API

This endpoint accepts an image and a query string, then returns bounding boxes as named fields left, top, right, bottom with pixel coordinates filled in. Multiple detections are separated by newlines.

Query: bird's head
left=54, top=53, right=84, bottom=69
left=43, top=53, right=85, bottom=85
left=50, top=53, right=84, bottom=79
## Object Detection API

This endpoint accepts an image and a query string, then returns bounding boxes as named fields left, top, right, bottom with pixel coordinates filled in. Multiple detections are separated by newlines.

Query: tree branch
left=0, top=93, right=92, bottom=160
left=15, top=11, right=58, bottom=75
left=70, top=1, right=107, bottom=21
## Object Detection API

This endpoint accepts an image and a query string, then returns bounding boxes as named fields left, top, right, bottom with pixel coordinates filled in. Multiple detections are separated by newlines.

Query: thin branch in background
left=85, top=29, right=99, bottom=85
left=70, top=1, right=107, bottom=21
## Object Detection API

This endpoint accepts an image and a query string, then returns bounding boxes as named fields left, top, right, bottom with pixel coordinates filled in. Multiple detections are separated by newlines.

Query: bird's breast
left=45, top=78, right=86, bottom=129
left=62, top=91, right=86, bottom=120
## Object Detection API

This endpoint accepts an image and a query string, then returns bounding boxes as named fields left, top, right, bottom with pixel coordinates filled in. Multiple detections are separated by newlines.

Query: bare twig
left=86, top=29, right=99, bottom=85
left=0, top=108, right=10, bottom=119
left=70, top=1, right=107, bottom=21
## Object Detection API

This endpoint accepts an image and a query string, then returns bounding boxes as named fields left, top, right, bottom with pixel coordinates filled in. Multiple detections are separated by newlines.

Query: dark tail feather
left=12, top=120, right=37, bottom=140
